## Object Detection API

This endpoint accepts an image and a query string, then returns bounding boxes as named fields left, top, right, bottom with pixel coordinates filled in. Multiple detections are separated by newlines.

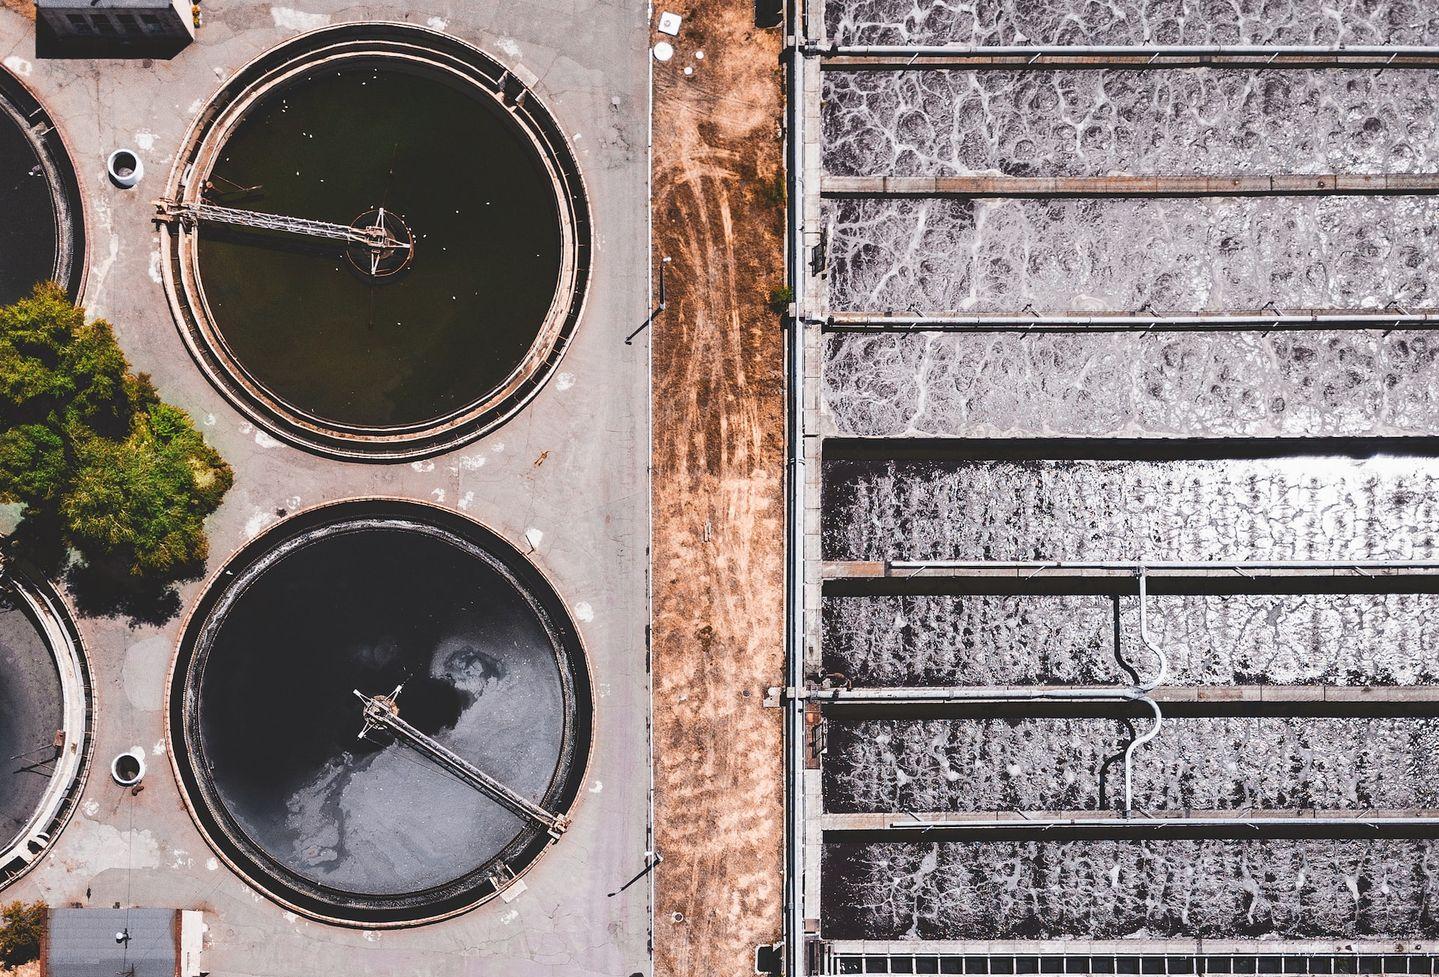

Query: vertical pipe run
left=785, top=1, right=811, bottom=970
left=1122, top=567, right=1165, bottom=815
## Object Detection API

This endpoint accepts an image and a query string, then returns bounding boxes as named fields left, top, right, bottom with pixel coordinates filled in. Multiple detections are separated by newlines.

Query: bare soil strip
left=650, top=0, right=787, bottom=972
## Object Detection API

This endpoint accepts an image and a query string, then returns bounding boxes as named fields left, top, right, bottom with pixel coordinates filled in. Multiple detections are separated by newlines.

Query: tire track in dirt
left=650, top=0, right=786, bottom=973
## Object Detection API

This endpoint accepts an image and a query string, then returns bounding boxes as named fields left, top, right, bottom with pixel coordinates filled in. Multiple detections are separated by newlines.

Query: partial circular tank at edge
left=0, top=67, right=85, bottom=305
left=169, top=501, right=592, bottom=925
left=0, top=569, right=91, bottom=889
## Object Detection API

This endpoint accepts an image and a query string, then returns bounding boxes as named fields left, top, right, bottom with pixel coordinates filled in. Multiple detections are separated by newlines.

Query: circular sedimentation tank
left=0, top=67, right=85, bottom=304
left=160, top=25, right=591, bottom=460
left=168, top=500, right=592, bottom=926
left=0, top=569, right=92, bottom=888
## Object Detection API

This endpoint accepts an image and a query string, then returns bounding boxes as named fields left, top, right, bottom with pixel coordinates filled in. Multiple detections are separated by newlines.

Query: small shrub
left=759, top=171, right=786, bottom=206
left=768, top=284, right=794, bottom=314
left=0, top=900, right=45, bottom=968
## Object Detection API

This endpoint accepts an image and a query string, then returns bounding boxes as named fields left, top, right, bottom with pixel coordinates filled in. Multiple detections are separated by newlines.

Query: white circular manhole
left=653, top=41, right=674, bottom=62
left=111, top=750, right=145, bottom=786
left=106, top=149, right=143, bottom=188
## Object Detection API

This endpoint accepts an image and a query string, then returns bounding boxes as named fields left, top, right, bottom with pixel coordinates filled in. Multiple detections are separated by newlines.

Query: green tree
left=0, top=283, right=232, bottom=612
left=0, top=899, right=45, bottom=968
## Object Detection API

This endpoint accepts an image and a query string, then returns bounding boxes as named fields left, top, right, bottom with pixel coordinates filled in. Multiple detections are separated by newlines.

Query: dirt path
left=649, top=0, right=787, bottom=973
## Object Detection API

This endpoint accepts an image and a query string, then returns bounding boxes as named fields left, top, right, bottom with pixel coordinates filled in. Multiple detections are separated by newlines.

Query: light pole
left=625, top=255, right=671, bottom=345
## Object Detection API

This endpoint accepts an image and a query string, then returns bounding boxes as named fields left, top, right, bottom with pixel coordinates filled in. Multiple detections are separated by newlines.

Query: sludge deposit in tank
left=168, top=501, right=592, bottom=925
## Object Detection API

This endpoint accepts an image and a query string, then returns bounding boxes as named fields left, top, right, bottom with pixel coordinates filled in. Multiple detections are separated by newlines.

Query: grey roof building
left=47, top=908, right=204, bottom=977
left=34, top=0, right=194, bottom=46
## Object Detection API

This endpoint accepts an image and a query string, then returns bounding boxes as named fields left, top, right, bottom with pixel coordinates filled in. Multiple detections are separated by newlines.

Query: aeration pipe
left=887, top=559, right=1439, bottom=571
left=784, top=10, right=811, bottom=975
left=812, top=42, right=1439, bottom=58
left=824, top=312, right=1439, bottom=333
left=883, top=815, right=1439, bottom=832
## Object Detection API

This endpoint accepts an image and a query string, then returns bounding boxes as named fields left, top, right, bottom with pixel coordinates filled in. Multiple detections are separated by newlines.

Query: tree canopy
left=0, top=900, right=44, bottom=968
left=0, top=283, right=232, bottom=607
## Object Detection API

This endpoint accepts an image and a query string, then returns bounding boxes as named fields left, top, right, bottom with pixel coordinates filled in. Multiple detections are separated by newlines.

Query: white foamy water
left=825, top=196, right=1439, bottom=314
left=825, top=457, right=1439, bottom=562
left=827, top=838, right=1439, bottom=939
left=824, top=69, right=1439, bottom=178
left=823, top=330, right=1439, bottom=438
left=825, top=0, right=1439, bottom=47
left=823, top=592, right=1439, bottom=687
left=825, top=717, right=1439, bottom=813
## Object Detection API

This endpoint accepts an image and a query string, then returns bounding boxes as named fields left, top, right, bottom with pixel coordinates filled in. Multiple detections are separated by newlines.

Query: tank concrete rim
left=0, top=565, right=95, bottom=890
left=0, top=65, right=88, bottom=301
left=164, top=498, right=595, bottom=928
left=158, top=24, right=592, bottom=461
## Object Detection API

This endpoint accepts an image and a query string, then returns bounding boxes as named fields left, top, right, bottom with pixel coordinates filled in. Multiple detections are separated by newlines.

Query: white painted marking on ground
left=203, top=413, right=216, bottom=426
left=244, top=509, right=276, bottom=538
left=283, top=911, right=298, bottom=923
left=362, top=930, right=380, bottom=942
left=499, top=909, right=519, bottom=924
left=458, top=491, right=475, bottom=510
left=598, top=682, right=611, bottom=698
left=46, top=824, right=161, bottom=877
left=589, top=780, right=603, bottom=793
left=206, top=857, right=218, bottom=871
left=83, top=198, right=120, bottom=321
left=82, top=800, right=100, bottom=818
left=253, top=429, right=278, bottom=448
left=238, top=421, right=253, bottom=434
left=555, top=372, right=576, bottom=391
left=270, top=7, right=331, bottom=31
left=411, top=459, right=435, bottom=472
left=148, top=248, right=162, bottom=284
left=457, top=453, right=486, bottom=471
left=498, top=37, right=522, bottom=58
left=573, top=601, right=594, bottom=622
left=426, top=16, right=447, bottom=29
left=152, top=740, right=165, bottom=756
left=3, top=56, right=32, bottom=77
left=134, top=130, right=157, bottom=151
left=432, top=488, right=446, bottom=503
left=491, top=440, right=506, bottom=453
left=525, top=527, right=544, bottom=549
left=499, top=879, right=528, bottom=903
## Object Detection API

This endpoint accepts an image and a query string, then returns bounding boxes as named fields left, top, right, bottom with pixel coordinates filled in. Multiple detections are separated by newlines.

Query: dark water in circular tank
left=195, top=525, right=569, bottom=897
left=199, top=67, right=562, bottom=429
left=0, top=594, right=61, bottom=850
left=0, top=105, right=57, bottom=306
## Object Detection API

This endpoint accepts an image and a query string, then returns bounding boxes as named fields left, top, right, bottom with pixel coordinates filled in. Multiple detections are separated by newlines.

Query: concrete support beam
left=822, top=938, right=1439, bottom=956
left=822, top=810, right=1439, bottom=832
left=823, top=560, right=1439, bottom=582
left=823, top=310, right=1439, bottom=332
left=819, top=810, right=1439, bottom=841
left=811, top=685, right=1439, bottom=707
left=822, top=173, right=1439, bottom=199
left=814, top=44, right=1439, bottom=70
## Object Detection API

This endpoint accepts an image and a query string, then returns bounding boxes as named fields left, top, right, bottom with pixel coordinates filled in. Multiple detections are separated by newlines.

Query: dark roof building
left=34, top=0, right=194, bottom=50
left=47, top=908, right=204, bottom=977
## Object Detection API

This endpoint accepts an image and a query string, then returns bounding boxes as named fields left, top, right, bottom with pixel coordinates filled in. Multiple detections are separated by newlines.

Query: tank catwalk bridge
left=155, top=199, right=413, bottom=277
left=355, top=688, right=570, bottom=839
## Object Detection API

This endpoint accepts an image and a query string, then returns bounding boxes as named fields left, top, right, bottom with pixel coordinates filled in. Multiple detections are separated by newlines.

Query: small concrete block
left=657, top=11, right=682, bottom=34
left=500, top=879, right=528, bottom=903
